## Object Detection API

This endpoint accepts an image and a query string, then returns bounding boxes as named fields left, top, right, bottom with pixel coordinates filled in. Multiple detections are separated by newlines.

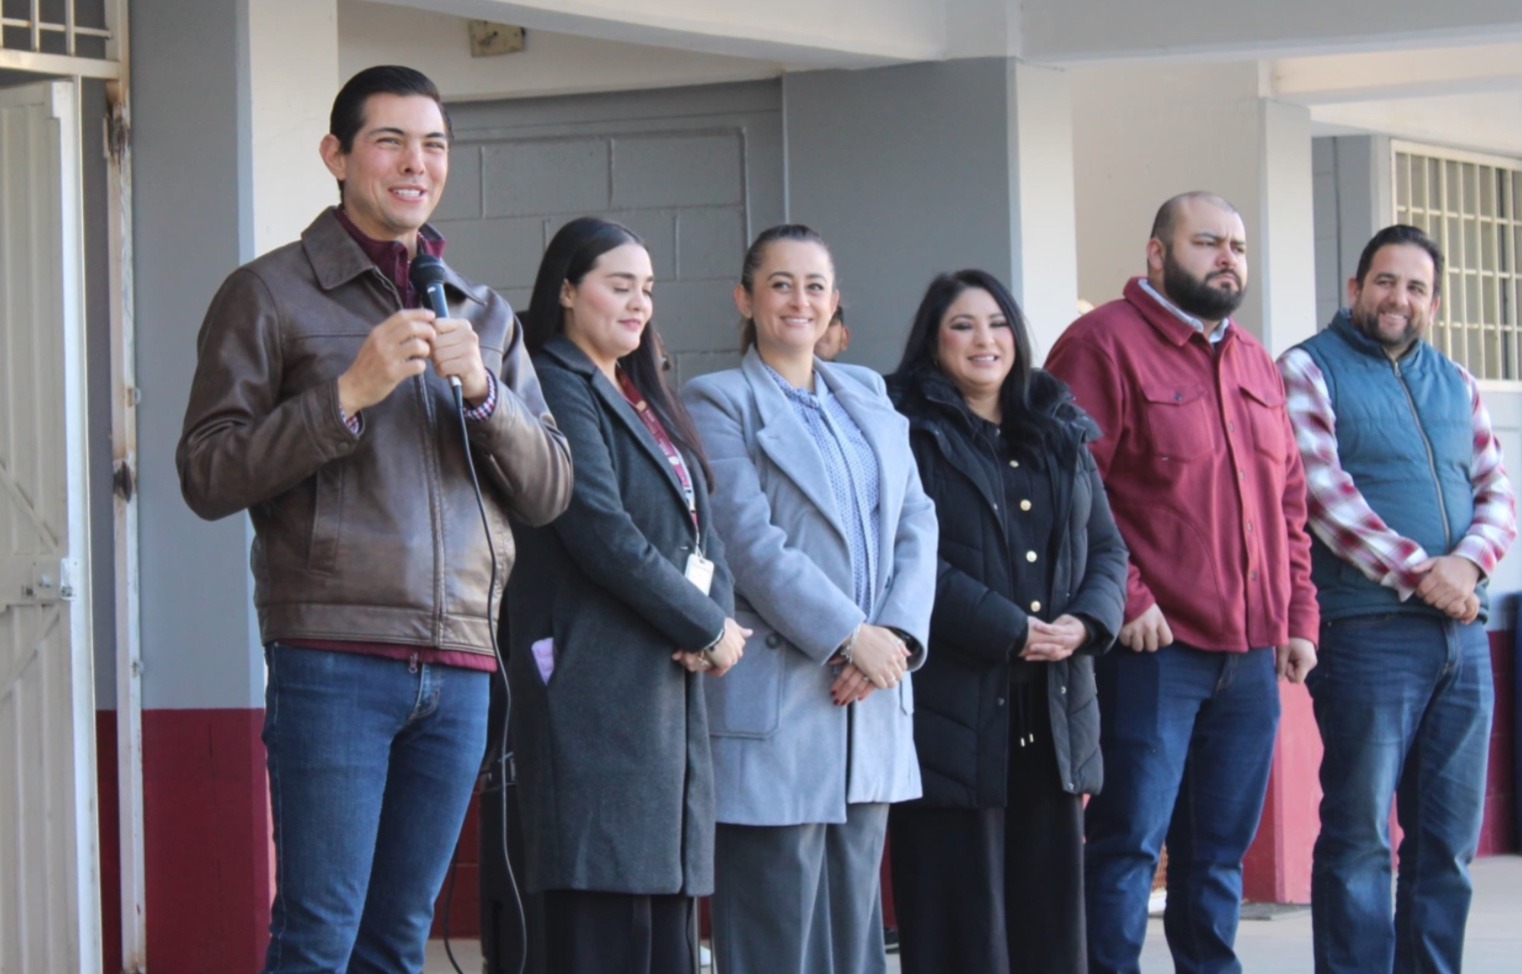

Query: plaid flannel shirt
left=1278, top=346, right=1515, bottom=600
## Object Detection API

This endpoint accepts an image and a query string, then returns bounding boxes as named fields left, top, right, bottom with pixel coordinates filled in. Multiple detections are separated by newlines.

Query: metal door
left=0, top=79, right=102, bottom=974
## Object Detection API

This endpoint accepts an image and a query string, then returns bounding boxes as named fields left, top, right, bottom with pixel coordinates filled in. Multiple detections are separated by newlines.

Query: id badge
left=684, top=552, right=715, bottom=595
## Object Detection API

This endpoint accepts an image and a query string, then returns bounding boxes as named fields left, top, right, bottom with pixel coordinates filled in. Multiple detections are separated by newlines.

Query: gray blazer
left=506, top=336, right=734, bottom=895
left=683, top=350, right=937, bottom=825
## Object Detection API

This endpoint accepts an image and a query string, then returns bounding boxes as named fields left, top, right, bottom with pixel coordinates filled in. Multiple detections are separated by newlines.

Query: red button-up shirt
left=1045, top=278, right=1318, bottom=651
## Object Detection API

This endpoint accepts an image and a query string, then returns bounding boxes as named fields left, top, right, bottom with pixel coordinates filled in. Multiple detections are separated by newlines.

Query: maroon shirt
left=1044, top=277, right=1318, bottom=652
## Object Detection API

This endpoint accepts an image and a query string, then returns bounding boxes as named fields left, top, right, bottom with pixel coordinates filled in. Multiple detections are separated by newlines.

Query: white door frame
left=105, top=68, right=147, bottom=974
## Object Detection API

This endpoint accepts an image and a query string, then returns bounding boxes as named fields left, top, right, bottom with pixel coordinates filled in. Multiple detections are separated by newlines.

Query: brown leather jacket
left=177, top=210, right=572, bottom=658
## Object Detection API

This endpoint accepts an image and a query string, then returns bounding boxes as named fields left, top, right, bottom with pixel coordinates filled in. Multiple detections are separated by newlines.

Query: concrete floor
left=429, top=853, right=1522, bottom=973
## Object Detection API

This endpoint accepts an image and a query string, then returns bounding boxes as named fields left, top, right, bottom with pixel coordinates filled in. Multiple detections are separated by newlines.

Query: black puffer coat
left=889, top=368, right=1128, bottom=805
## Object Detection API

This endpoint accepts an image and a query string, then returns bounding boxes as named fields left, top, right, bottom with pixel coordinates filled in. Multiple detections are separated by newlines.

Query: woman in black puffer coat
left=886, top=270, right=1128, bottom=974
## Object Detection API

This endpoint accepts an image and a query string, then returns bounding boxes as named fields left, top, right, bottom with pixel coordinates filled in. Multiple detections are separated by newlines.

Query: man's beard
left=1350, top=303, right=1423, bottom=353
left=1162, top=247, right=1246, bottom=321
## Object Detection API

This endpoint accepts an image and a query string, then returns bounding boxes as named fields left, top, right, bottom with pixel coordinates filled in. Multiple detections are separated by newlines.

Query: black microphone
left=409, top=253, right=462, bottom=392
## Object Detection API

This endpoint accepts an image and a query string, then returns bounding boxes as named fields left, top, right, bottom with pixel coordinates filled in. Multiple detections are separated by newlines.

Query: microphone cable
left=439, top=369, right=528, bottom=974
left=409, top=254, right=529, bottom=974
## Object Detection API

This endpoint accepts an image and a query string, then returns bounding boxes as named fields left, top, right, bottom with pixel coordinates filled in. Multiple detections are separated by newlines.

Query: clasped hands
left=830, top=625, right=910, bottom=706
left=1021, top=613, right=1088, bottom=662
left=1412, top=554, right=1482, bottom=624
left=337, top=308, right=490, bottom=416
left=672, top=617, right=749, bottom=677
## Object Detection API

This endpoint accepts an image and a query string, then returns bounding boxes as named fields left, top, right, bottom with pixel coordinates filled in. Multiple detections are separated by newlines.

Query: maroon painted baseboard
left=142, top=708, right=271, bottom=973
left=96, top=713, right=122, bottom=974
left=1480, top=632, right=1518, bottom=855
left=86, top=631, right=1518, bottom=964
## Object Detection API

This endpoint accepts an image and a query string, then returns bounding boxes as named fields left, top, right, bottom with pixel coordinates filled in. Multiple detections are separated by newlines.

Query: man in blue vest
left=1279, top=224, right=1516, bottom=974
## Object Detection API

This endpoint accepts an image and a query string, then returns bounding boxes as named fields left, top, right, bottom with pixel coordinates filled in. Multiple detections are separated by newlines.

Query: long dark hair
left=524, top=216, right=713, bottom=487
left=895, top=269, right=1067, bottom=460
left=737, top=224, right=834, bottom=353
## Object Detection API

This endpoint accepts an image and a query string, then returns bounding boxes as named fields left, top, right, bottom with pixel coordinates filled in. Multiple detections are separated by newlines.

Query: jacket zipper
left=379, top=270, right=450, bottom=646
left=1393, top=358, right=1453, bottom=550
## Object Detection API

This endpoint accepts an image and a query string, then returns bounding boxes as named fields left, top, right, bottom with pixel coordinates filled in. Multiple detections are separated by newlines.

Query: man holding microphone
left=177, top=65, right=571, bottom=973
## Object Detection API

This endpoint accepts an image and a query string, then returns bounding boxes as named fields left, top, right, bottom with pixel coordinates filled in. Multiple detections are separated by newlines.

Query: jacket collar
left=739, top=349, right=857, bottom=542
left=1123, top=276, right=1237, bottom=349
left=301, top=207, right=486, bottom=307
left=893, top=367, right=1099, bottom=445
left=541, top=334, right=691, bottom=513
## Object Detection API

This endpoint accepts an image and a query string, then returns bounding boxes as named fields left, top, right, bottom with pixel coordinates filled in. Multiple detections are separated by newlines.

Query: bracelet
left=837, top=624, right=861, bottom=667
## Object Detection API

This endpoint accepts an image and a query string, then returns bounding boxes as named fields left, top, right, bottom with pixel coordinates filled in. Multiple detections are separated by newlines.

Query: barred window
left=1393, top=141, right=1522, bottom=381
left=1, top=0, right=117, bottom=68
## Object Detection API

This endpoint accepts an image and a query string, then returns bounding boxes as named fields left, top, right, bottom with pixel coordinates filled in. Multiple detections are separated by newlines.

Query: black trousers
left=889, top=720, right=1086, bottom=974
left=541, top=889, right=696, bottom=974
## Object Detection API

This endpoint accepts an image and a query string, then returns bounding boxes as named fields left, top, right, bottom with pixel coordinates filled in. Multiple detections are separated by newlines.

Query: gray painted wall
left=784, top=58, right=1019, bottom=373
left=132, top=0, right=263, bottom=710
left=445, top=81, right=784, bottom=384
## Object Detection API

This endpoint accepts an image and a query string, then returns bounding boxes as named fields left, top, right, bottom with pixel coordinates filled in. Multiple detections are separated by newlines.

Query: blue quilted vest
left=1295, top=312, right=1482, bottom=621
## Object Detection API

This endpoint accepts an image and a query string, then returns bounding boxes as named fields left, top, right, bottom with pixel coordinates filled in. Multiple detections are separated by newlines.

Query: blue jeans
left=261, top=644, right=489, bottom=974
left=1309, top=614, right=1493, bottom=974
left=1085, top=642, right=1280, bottom=974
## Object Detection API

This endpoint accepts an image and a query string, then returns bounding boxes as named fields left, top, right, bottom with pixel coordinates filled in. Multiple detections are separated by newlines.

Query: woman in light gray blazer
left=682, top=224, right=937, bottom=974
left=506, top=217, right=748, bottom=974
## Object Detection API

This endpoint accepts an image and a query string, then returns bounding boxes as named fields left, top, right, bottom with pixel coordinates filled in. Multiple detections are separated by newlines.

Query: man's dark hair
left=329, top=65, right=451, bottom=153
left=1149, top=191, right=1240, bottom=242
left=1354, top=224, right=1445, bottom=297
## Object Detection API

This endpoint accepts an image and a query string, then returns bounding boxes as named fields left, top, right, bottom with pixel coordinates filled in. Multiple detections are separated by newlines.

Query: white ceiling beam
left=1269, top=44, right=1522, bottom=105
left=358, top=0, right=948, bottom=67
left=1021, top=0, right=1522, bottom=64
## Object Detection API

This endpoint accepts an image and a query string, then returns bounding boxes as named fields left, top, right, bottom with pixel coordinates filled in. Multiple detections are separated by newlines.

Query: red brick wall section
left=1480, top=630, right=1518, bottom=855
left=141, top=708, right=272, bottom=973
left=97, top=713, right=122, bottom=974
left=1244, top=681, right=1323, bottom=903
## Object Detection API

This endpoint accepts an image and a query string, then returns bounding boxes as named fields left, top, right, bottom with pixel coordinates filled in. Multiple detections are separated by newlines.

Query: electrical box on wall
left=468, top=21, right=526, bottom=58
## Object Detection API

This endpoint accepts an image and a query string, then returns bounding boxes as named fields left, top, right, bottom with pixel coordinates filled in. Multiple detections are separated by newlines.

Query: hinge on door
left=113, top=459, right=136, bottom=502
left=105, top=79, right=131, bottom=165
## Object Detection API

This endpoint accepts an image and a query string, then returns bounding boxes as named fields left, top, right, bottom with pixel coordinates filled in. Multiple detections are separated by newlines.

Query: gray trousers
left=711, top=802, right=889, bottom=974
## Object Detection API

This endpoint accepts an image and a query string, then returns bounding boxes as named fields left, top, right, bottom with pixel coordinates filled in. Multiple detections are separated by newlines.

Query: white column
left=1007, top=59, right=1079, bottom=361
left=245, top=0, right=339, bottom=258
left=1257, top=97, right=1317, bottom=353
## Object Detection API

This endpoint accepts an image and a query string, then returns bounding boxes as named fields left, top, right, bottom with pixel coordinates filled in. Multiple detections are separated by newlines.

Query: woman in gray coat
left=682, top=224, right=937, bottom=974
left=505, top=217, right=748, bottom=974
